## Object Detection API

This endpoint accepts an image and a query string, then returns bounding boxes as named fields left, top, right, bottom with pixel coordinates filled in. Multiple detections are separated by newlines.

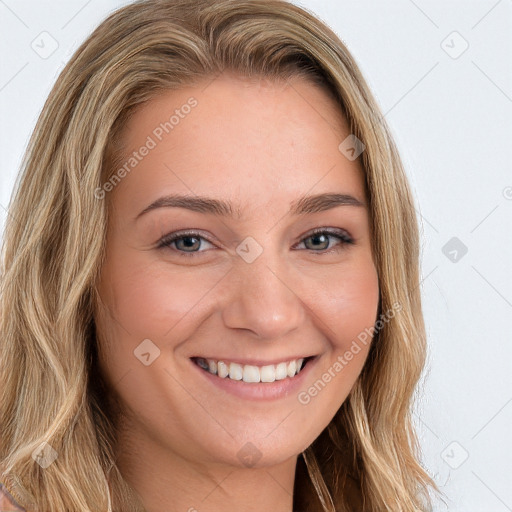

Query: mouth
left=190, top=355, right=316, bottom=384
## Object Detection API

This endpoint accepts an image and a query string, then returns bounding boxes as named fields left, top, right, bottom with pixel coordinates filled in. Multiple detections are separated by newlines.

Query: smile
left=191, top=356, right=315, bottom=383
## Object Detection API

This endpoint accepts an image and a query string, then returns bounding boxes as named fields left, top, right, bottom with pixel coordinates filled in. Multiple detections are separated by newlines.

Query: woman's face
left=95, top=72, right=379, bottom=471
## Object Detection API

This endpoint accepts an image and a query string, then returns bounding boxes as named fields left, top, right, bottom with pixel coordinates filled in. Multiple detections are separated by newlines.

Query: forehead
left=110, top=73, right=366, bottom=215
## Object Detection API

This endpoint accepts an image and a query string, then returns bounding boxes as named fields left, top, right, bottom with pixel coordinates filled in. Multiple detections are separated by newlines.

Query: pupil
left=309, top=234, right=328, bottom=250
left=179, top=237, right=199, bottom=250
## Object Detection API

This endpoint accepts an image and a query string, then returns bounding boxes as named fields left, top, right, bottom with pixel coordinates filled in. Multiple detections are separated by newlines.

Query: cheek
left=94, top=255, right=212, bottom=427
left=306, top=257, right=380, bottom=349
left=98, top=251, right=220, bottom=341
left=289, top=258, right=379, bottom=436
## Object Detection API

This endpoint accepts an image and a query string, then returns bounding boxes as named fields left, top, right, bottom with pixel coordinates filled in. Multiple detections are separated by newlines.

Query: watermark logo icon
left=32, top=441, right=58, bottom=468
left=134, top=338, right=161, bottom=366
left=441, top=31, right=469, bottom=59
left=338, top=134, right=365, bottom=161
left=31, top=31, right=59, bottom=59
left=236, top=442, right=263, bottom=467
left=503, top=186, right=512, bottom=200
left=441, top=441, right=469, bottom=469
left=236, top=236, right=263, bottom=263
left=442, top=236, right=468, bottom=263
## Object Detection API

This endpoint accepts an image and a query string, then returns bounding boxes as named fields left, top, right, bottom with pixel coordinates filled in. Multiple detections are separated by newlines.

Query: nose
left=221, top=254, right=306, bottom=341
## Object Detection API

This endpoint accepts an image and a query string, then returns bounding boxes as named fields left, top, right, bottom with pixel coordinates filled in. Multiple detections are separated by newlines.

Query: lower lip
left=189, top=356, right=318, bottom=401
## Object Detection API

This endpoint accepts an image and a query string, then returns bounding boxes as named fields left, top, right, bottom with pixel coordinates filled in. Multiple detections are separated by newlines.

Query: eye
left=294, top=228, right=354, bottom=254
left=157, top=227, right=354, bottom=257
left=157, top=230, right=215, bottom=256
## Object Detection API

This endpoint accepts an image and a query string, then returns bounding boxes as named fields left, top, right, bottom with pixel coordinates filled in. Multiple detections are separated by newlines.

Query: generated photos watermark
left=94, top=97, right=198, bottom=200
left=297, top=301, right=402, bottom=405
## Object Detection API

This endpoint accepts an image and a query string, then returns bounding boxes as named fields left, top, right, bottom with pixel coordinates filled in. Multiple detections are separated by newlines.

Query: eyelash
left=157, top=227, right=354, bottom=257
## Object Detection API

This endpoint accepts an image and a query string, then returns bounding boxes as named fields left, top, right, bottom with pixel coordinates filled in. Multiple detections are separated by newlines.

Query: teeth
left=197, top=358, right=209, bottom=371
left=194, top=356, right=310, bottom=383
left=243, top=365, right=260, bottom=383
left=260, top=365, right=275, bottom=383
left=287, top=360, right=297, bottom=377
left=229, top=362, right=243, bottom=380
left=208, top=360, right=217, bottom=375
left=275, top=362, right=288, bottom=380
left=217, top=361, right=229, bottom=378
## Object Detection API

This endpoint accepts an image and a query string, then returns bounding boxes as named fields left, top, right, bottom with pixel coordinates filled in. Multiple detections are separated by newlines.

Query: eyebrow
left=135, top=192, right=366, bottom=221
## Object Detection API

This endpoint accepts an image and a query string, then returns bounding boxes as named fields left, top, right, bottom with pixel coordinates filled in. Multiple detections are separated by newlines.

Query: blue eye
left=296, top=228, right=354, bottom=253
left=157, top=228, right=354, bottom=257
left=157, top=231, right=214, bottom=256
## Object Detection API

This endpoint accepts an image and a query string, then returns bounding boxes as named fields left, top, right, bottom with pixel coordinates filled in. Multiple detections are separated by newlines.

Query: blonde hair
left=0, top=0, right=439, bottom=510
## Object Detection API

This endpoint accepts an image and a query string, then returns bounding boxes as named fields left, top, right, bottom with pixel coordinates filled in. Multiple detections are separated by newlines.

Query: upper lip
left=191, top=355, right=316, bottom=367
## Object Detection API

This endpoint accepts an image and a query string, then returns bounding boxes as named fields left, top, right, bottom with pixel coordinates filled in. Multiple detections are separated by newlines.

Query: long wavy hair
left=0, top=0, right=439, bottom=510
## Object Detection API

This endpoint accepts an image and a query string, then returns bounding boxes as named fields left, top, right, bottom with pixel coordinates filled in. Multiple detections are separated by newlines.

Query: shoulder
left=0, top=482, right=26, bottom=511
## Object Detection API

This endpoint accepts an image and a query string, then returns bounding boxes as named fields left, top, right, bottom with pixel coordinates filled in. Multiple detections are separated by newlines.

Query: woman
left=0, top=0, right=439, bottom=510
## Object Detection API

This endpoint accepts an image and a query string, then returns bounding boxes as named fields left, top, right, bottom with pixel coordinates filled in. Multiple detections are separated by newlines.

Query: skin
left=94, top=72, right=380, bottom=512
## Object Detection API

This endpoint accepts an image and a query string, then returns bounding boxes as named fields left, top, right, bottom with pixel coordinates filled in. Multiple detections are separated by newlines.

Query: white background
left=1, top=1, right=511, bottom=510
